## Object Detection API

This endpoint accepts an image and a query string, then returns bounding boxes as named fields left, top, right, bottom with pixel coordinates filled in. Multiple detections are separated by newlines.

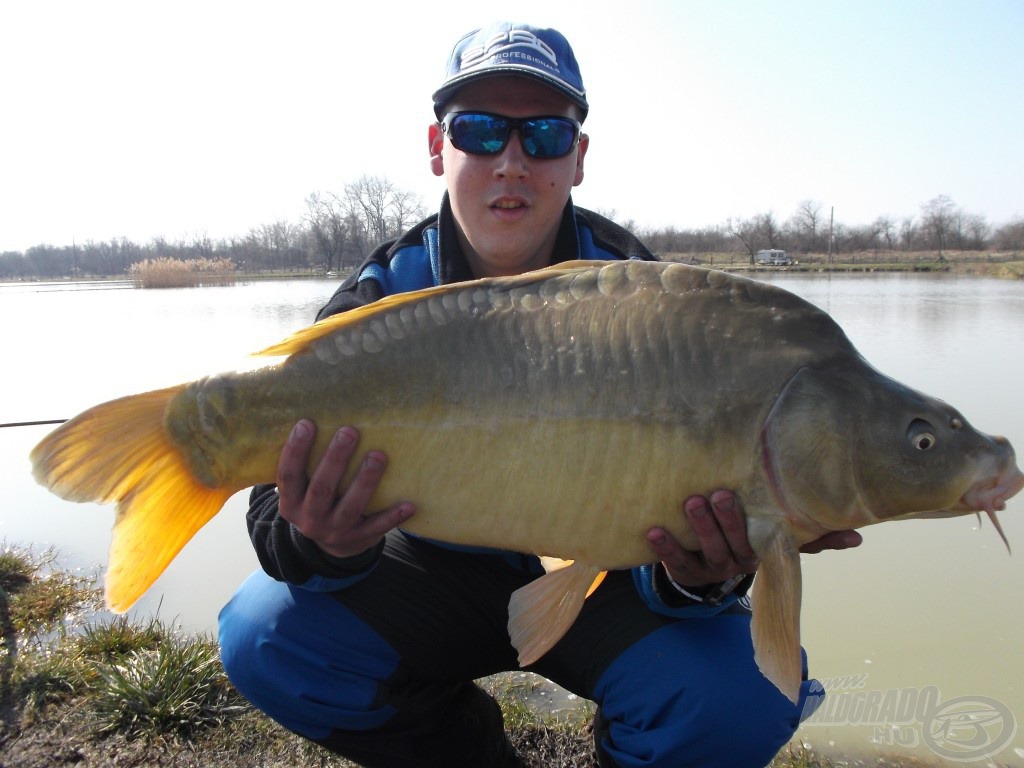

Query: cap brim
left=432, top=69, right=589, bottom=121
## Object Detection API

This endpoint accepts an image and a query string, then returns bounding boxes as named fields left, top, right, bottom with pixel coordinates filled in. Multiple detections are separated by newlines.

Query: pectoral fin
left=750, top=528, right=803, bottom=704
left=508, top=562, right=605, bottom=666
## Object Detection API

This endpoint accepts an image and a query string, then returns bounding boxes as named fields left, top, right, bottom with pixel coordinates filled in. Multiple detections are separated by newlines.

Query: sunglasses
left=441, top=112, right=581, bottom=159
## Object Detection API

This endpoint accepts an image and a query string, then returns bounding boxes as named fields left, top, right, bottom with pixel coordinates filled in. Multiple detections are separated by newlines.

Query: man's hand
left=276, top=420, right=415, bottom=559
left=647, top=490, right=863, bottom=588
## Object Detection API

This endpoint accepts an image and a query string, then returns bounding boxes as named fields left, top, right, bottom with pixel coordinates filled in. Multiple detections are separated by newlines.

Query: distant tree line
left=0, top=175, right=427, bottom=281
left=634, top=195, right=1023, bottom=263
left=3, top=186, right=1022, bottom=281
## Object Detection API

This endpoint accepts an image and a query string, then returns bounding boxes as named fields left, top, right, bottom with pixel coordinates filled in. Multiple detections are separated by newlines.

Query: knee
left=593, top=617, right=820, bottom=767
left=217, top=571, right=399, bottom=738
left=597, top=682, right=807, bottom=768
left=217, top=571, right=297, bottom=714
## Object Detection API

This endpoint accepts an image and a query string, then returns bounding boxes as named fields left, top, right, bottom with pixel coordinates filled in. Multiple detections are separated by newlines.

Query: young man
left=219, top=22, right=860, bottom=767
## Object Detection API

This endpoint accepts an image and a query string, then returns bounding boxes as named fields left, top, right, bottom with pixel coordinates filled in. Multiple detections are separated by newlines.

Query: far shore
left=3, top=250, right=1022, bottom=286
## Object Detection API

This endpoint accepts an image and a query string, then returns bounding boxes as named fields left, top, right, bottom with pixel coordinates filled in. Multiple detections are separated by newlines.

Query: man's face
left=429, top=76, right=589, bottom=278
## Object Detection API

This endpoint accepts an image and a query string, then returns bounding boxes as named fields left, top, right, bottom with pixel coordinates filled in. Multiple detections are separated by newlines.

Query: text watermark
left=801, top=677, right=1017, bottom=762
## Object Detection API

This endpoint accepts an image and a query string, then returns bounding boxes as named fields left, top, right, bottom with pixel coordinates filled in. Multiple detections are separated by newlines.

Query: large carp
left=32, top=260, right=1023, bottom=703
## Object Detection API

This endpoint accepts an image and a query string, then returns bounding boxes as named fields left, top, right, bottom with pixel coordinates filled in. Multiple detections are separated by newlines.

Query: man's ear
left=573, top=133, right=589, bottom=187
left=428, top=123, right=445, bottom=177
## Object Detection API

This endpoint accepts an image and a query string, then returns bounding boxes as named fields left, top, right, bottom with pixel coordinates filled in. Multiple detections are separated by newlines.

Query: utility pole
left=828, top=206, right=834, bottom=264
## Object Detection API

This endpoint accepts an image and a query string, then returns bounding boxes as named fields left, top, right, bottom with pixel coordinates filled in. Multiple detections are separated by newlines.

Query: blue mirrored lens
left=446, top=113, right=578, bottom=158
left=451, top=114, right=508, bottom=154
left=521, top=118, right=577, bottom=158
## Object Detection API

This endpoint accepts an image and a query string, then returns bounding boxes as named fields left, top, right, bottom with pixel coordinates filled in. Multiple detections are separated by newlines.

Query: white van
left=755, top=249, right=792, bottom=266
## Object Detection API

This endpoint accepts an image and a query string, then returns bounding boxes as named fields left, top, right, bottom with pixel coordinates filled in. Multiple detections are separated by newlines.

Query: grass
left=0, top=544, right=961, bottom=767
left=129, top=257, right=236, bottom=288
left=90, top=633, right=245, bottom=737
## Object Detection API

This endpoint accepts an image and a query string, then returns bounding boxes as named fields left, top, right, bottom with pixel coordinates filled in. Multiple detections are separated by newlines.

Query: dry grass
left=129, top=257, right=236, bottom=288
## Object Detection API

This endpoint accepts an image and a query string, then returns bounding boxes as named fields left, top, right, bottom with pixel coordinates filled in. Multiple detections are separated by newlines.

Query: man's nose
left=493, top=130, right=529, bottom=177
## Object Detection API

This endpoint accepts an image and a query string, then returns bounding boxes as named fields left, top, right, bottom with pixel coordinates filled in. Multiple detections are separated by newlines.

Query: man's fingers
left=648, top=526, right=710, bottom=581
left=654, top=493, right=761, bottom=588
left=304, top=426, right=360, bottom=509
left=708, top=491, right=758, bottom=568
left=356, top=502, right=417, bottom=543
left=277, top=419, right=317, bottom=516
left=334, top=450, right=389, bottom=521
left=683, top=495, right=732, bottom=570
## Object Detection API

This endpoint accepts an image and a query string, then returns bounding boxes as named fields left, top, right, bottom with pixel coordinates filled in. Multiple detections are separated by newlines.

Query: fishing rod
left=0, top=420, right=68, bottom=429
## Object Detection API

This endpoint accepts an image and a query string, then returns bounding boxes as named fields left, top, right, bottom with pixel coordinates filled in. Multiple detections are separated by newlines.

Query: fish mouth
left=950, top=464, right=1024, bottom=554
left=954, top=464, right=1024, bottom=515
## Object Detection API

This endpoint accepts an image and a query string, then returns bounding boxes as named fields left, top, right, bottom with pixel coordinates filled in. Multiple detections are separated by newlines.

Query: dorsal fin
left=253, top=261, right=607, bottom=358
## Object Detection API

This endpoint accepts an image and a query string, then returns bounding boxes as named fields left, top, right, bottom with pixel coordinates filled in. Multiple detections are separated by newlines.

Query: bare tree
left=305, top=192, right=348, bottom=272
left=757, top=212, right=784, bottom=250
left=389, top=188, right=426, bottom=236
left=726, top=216, right=762, bottom=263
left=25, top=244, right=73, bottom=278
left=993, top=218, right=1024, bottom=251
left=190, top=233, right=214, bottom=258
left=899, top=217, right=916, bottom=251
left=151, top=236, right=172, bottom=258
left=920, top=195, right=957, bottom=259
left=341, top=175, right=426, bottom=261
left=959, top=213, right=990, bottom=251
left=872, top=215, right=897, bottom=251
left=789, top=199, right=822, bottom=252
left=344, top=176, right=392, bottom=246
left=245, top=221, right=296, bottom=271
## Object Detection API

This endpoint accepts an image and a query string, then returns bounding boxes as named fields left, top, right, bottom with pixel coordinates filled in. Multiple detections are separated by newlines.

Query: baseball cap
left=432, top=22, right=589, bottom=122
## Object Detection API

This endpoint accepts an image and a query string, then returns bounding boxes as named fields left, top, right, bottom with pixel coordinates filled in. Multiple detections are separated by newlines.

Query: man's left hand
left=647, top=490, right=863, bottom=588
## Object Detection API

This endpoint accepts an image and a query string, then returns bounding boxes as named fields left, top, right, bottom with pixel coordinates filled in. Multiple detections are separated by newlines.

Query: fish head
left=761, top=361, right=1023, bottom=539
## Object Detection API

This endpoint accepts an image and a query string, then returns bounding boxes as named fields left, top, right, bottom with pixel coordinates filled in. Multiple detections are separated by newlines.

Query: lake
left=2, top=271, right=1022, bottom=763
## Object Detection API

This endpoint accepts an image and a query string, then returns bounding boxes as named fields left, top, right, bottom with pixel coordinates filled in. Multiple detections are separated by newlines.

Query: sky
left=1, top=0, right=1022, bottom=253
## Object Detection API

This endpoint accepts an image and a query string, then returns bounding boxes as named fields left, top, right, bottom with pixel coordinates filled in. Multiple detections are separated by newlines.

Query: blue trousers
left=219, top=531, right=822, bottom=767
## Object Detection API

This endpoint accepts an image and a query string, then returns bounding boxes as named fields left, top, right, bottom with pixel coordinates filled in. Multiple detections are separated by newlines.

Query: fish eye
left=907, top=419, right=937, bottom=451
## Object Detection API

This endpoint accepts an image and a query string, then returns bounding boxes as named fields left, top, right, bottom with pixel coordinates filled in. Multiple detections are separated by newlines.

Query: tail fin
left=30, top=386, right=234, bottom=612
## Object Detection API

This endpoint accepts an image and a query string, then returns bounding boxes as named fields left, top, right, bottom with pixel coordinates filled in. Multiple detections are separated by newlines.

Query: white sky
left=2, top=0, right=1021, bottom=253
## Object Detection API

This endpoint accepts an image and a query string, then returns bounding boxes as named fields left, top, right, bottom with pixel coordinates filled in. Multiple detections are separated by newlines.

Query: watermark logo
left=803, top=677, right=1017, bottom=762
left=923, top=695, right=1017, bottom=762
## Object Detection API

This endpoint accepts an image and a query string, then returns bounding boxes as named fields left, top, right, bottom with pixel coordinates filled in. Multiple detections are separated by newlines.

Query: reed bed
left=129, top=257, right=236, bottom=288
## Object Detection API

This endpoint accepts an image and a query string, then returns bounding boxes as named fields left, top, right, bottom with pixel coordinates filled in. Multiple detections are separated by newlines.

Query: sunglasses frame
left=441, top=111, right=582, bottom=159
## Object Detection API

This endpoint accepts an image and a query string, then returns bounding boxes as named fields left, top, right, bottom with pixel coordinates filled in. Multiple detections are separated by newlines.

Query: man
left=219, top=22, right=860, bottom=767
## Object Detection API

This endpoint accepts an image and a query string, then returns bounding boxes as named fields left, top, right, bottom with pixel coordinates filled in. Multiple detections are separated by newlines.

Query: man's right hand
left=276, top=420, right=416, bottom=559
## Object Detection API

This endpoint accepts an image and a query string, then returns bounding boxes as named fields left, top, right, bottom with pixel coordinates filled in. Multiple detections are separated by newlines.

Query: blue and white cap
left=432, top=22, right=589, bottom=121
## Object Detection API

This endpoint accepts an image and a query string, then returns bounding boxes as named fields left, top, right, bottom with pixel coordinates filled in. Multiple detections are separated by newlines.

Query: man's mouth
left=492, top=199, right=527, bottom=210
